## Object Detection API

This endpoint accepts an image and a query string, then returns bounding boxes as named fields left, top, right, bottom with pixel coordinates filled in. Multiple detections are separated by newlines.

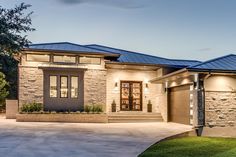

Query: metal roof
left=85, top=44, right=201, bottom=67
left=25, top=42, right=201, bottom=67
left=188, top=54, right=236, bottom=72
left=26, top=42, right=119, bottom=56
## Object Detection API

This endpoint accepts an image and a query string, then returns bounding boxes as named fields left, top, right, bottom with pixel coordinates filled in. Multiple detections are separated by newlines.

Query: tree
left=0, top=3, right=35, bottom=55
left=0, top=3, right=34, bottom=105
left=0, top=72, right=9, bottom=111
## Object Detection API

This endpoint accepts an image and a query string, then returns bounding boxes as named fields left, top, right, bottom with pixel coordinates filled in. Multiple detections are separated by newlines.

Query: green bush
left=20, top=102, right=43, bottom=113
left=84, top=104, right=103, bottom=113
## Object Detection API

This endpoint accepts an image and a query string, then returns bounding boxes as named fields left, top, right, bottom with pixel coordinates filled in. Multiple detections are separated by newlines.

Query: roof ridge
left=190, top=54, right=236, bottom=68
left=30, top=42, right=73, bottom=46
left=85, top=44, right=168, bottom=60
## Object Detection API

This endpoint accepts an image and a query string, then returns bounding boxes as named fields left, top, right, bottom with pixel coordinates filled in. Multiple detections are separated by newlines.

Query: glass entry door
left=120, top=81, right=142, bottom=111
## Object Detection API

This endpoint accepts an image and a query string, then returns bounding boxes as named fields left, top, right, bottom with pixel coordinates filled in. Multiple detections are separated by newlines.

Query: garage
left=168, top=85, right=190, bottom=125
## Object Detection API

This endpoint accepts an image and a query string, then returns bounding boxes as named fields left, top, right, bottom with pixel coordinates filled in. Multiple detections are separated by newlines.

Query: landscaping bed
left=139, top=137, right=236, bottom=157
left=16, top=113, right=108, bottom=123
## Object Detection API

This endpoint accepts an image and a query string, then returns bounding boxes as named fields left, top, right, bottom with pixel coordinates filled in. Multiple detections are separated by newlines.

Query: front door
left=120, top=81, right=142, bottom=111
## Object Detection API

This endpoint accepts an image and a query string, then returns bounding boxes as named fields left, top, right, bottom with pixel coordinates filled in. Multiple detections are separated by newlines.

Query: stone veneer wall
left=18, top=66, right=44, bottom=108
left=84, top=69, right=107, bottom=110
left=205, top=91, right=236, bottom=127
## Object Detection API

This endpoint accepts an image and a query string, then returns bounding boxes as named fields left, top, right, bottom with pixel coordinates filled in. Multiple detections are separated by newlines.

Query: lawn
left=139, top=137, right=236, bottom=157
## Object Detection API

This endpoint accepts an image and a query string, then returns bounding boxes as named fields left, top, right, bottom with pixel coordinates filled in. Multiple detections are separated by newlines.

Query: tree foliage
left=0, top=3, right=35, bottom=55
left=0, top=72, right=9, bottom=111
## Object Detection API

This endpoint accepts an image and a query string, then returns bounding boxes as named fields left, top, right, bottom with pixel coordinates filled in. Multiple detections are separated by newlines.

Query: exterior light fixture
left=115, top=82, right=118, bottom=87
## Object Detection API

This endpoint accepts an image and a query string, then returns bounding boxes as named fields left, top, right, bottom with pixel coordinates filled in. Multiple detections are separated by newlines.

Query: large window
left=60, top=76, right=68, bottom=98
left=79, top=56, right=101, bottom=64
left=27, top=54, right=50, bottom=62
left=50, top=76, right=57, bottom=97
left=71, top=76, right=78, bottom=98
left=54, top=55, right=76, bottom=63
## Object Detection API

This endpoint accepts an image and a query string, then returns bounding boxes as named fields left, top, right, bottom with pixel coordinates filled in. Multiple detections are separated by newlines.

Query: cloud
left=197, top=48, right=212, bottom=51
left=58, top=0, right=151, bottom=9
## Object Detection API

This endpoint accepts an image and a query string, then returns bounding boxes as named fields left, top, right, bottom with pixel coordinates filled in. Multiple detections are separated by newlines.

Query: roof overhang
left=22, top=48, right=120, bottom=57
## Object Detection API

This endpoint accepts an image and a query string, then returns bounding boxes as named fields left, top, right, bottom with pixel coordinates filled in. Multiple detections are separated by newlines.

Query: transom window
left=79, top=56, right=101, bottom=64
left=27, top=54, right=50, bottom=62
left=53, top=55, right=76, bottom=63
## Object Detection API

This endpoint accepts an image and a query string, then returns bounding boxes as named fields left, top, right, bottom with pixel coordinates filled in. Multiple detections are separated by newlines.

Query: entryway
left=120, top=81, right=142, bottom=111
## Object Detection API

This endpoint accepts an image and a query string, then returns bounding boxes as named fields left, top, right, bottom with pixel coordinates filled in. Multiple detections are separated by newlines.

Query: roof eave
left=22, top=48, right=120, bottom=57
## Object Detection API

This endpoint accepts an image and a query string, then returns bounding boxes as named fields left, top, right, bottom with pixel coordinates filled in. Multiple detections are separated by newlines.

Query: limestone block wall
left=106, top=69, right=161, bottom=113
left=204, top=75, right=236, bottom=127
left=84, top=69, right=107, bottom=110
left=205, top=91, right=236, bottom=127
left=18, top=66, right=44, bottom=108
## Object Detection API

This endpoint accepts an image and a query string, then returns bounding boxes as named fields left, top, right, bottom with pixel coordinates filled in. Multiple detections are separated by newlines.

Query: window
left=50, top=76, right=57, bottom=97
left=60, top=76, right=68, bottom=98
left=27, top=54, right=50, bottom=62
left=54, top=55, right=76, bottom=63
left=79, top=56, right=101, bottom=64
left=71, top=76, right=78, bottom=98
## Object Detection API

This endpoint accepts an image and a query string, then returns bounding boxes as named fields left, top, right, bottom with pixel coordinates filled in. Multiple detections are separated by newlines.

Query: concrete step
left=108, top=113, right=163, bottom=123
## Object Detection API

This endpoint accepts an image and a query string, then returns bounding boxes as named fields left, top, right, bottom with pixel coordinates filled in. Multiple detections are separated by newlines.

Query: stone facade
left=84, top=69, right=107, bottom=110
left=18, top=66, right=44, bottom=108
left=205, top=91, right=236, bottom=127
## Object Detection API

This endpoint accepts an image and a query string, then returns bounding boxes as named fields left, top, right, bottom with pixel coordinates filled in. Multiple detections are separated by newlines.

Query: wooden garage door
left=168, top=85, right=190, bottom=125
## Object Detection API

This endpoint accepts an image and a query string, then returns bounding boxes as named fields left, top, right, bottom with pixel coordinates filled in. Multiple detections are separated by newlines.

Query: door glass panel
left=60, top=76, right=68, bottom=98
left=71, top=76, right=78, bottom=98
left=50, top=76, right=57, bottom=97
left=132, top=83, right=141, bottom=110
left=121, top=83, right=129, bottom=110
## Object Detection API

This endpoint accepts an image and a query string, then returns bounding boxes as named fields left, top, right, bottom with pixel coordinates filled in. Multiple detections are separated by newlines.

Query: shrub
left=20, top=102, right=43, bottom=113
left=84, top=104, right=103, bottom=113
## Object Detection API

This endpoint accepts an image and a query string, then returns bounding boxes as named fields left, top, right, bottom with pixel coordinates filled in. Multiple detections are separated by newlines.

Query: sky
left=1, top=0, right=236, bottom=61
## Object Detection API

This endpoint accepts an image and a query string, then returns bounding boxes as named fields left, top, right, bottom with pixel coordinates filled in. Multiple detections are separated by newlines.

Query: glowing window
left=27, top=54, right=50, bottom=62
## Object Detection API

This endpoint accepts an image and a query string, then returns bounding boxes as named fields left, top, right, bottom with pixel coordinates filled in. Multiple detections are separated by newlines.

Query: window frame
left=79, top=56, right=101, bottom=65
left=70, top=76, right=79, bottom=99
left=60, top=75, right=69, bottom=98
left=49, top=75, right=58, bottom=98
left=26, top=53, right=50, bottom=62
left=53, top=55, right=77, bottom=64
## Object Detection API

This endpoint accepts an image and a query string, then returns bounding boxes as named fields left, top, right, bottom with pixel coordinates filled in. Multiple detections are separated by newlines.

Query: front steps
left=108, top=112, right=163, bottom=123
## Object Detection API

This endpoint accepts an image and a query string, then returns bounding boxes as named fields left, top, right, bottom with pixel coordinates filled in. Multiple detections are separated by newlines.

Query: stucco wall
left=18, top=66, right=44, bottom=108
left=204, top=75, right=236, bottom=127
left=106, top=69, right=162, bottom=114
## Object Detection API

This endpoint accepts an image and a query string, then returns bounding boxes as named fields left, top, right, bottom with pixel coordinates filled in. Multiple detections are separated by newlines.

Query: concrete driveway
left=0, top=115, right=192, bottom=157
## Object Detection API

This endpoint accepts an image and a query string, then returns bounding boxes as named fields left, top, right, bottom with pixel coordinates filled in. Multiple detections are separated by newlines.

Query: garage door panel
left=168, top=85, right=190, bottom=125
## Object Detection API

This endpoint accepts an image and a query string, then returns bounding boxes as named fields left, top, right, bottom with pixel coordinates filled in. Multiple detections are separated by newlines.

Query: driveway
left=0, top=115, right=192, bottom=157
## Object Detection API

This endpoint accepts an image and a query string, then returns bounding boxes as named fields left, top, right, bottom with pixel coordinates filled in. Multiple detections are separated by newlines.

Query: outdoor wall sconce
left=115, top=82, right=118, bottom=88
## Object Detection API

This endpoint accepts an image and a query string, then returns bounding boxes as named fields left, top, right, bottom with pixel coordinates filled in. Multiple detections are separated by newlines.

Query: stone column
left=192, top=74, right=205, bottom=135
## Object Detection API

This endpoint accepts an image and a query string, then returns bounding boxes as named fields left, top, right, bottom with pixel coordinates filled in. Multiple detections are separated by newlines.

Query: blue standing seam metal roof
left=26, top=42, right=119, bottom=55
left=26, top=42, right=201, bottom=67
left=188, top=54, right=236, bottom=72
left=85, top=44, right=201, bottom=67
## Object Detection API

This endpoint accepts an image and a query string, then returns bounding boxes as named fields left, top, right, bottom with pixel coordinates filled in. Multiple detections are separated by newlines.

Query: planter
left=16, top=113, right=108, bottom=123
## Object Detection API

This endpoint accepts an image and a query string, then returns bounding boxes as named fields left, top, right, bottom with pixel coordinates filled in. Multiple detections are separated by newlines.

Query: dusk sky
left=1, top=0, right=236, bottom=61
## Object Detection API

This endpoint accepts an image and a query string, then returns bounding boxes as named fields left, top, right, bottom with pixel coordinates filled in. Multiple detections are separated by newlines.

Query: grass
left=139, top=137, right=236, bottom=157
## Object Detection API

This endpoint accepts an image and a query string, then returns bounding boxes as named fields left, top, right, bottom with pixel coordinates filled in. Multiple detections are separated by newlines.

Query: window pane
left=50, top=76, right=57, bottom=97
left=27, top=54, right=50, bottom=62
left=60, top=76, right=68, bottom=98
left=54, top=55, right=76, bottom=63
left=71, top=76, right=78, bottom=98
left=79, top=57, right=101, bottom=64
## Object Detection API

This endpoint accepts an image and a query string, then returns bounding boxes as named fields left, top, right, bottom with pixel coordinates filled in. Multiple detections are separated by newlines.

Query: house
left=17, top=42, right=236, bottom=128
